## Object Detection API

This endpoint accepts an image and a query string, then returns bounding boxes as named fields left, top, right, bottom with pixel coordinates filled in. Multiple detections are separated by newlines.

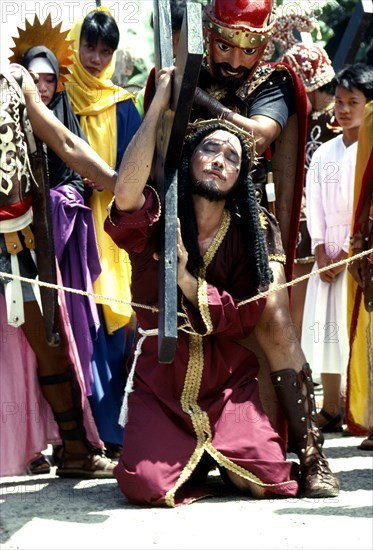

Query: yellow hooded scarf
left=346, top=100, right=373, bottom=435
left=66, top=6, right=134, bottom=333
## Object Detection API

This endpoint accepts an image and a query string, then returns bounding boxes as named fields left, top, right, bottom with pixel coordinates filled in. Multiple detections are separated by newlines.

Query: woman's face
left=35, top=73, right=57, bottom=106
left=79, top=38, right=114, bottom=77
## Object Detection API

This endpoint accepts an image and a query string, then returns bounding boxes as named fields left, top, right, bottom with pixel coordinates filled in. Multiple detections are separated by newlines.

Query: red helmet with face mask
left=204, top=0, right=275, bottom=79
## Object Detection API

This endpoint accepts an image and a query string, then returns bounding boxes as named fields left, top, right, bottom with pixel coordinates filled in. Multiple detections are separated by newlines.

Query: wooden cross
left=333, top=0, right=373, bottom=71
left=153, top=0, right=203, bottom=363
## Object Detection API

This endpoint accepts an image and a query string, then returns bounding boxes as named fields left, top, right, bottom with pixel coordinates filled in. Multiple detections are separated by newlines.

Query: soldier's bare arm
left=21, top=70, right=117, bottom=191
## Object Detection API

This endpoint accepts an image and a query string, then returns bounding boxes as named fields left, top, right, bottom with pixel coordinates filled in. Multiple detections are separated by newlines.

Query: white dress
left=301, top=135, right=357, bottom=383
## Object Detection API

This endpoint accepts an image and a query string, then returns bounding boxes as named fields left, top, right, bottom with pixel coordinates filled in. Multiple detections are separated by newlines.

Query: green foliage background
left=275, top=0, right=372, bottom=61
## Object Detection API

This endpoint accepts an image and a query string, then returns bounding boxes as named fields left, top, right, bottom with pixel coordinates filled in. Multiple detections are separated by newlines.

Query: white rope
left=2, top=249, right=371, bottom=429
left=118, top=327, right=158, bottom=428
left=0, top=270, right=158, bottom=313
left=0, top=247, right=371, bottom=312
left=239, top=247, right=373, bottom=307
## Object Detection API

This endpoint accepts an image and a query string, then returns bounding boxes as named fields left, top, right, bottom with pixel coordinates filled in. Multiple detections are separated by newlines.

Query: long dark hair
left=178, top=119, right=273, bottom=289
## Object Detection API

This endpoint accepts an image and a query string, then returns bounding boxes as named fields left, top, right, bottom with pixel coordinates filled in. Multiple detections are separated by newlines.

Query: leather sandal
left=51, top=445, right=64, bottom=467
left=301, top=447, right=340, bottom=498
left=104, top=442, right=122, bottom=461
left=56, top=450, right=115, bottom=479
left=358, top=435, right=373, bottom=451
left=26, top=453, right=51, bottom=475
left=317, top=408, right=343, bottom=433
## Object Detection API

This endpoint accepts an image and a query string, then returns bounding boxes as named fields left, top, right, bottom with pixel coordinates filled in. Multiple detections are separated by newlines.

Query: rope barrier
left=0, top=247, right=371, bottom=311
left=240, top=247, right=372, bottom=306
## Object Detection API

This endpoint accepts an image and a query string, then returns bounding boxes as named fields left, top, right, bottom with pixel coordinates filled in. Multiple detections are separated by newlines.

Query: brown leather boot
left=38, top=366, right=115, bottom=479
left=271, top=363, right=340, bottom=498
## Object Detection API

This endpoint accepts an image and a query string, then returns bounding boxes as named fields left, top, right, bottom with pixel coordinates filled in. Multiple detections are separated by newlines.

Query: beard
left=212, top=61, right=251, bottom=88
left=191, top=177, right=236, bottom=202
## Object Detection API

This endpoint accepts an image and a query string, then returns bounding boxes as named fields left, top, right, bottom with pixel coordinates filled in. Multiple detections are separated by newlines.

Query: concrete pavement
left=1, top=432, right=372, bottom=550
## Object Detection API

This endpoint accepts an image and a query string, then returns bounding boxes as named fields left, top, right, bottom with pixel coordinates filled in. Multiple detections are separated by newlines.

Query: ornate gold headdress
left=263, top=2, right=320, bottom=61
left=9, top=13, right=74, bottom=92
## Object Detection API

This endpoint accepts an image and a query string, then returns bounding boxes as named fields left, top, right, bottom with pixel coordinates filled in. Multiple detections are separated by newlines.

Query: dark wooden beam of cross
left=153, top=0, right=203, bottom=363
left=333, top=0, right=373, bottom=71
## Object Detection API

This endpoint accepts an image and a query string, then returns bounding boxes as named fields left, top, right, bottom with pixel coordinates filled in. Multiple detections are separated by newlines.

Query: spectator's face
left=79, top=38, right=114, bottom=77
left=35, top=73, right=57, bottom=106
left=334, top=85, right=367, bottom=131
left=190, top=129, right=242, bottom=201
left=211, top=39, right=260, bottom=86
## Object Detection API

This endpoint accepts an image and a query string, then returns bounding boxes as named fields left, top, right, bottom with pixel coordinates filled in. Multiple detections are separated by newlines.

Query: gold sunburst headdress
left=9, top=13, right=74, bottom=92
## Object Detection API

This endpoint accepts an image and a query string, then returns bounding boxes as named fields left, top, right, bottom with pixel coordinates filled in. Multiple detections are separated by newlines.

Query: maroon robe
left=104, top=187, right=299, bottom=506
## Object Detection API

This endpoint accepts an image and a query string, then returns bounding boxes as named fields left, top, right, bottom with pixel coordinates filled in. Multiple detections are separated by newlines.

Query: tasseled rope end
left=118, top=329, right=157, bottom=427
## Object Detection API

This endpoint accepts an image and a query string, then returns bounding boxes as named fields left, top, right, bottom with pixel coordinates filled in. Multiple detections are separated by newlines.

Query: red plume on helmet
left=203, top=0, right=275, bottom=80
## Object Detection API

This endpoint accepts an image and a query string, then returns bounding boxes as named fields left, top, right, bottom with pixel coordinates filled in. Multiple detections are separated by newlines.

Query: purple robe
left=50, top=186, right=101, bottom=393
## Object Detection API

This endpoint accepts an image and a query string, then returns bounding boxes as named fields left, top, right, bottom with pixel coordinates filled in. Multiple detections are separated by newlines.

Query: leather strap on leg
left=38, top=368, right=74, bottom=386
left=52, top=412, right=87, bottom=441
left=271, top=364, right=339, bottom=497
left=38, top=364, right=89, bottom=443
left=270, top=363, right=323, bottom=457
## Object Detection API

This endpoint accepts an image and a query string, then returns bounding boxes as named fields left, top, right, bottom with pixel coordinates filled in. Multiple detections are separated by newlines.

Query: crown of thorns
left=185, top=118, right=258, bottom=167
